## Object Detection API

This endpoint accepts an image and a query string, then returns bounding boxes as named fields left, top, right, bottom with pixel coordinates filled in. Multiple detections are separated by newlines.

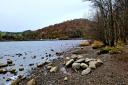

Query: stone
left=27, top=79, right=36, bottom=85
left=47, top=66, right=52, bottom=70
left=19, top=68, right=24, bottom=71
left=80, top=63, right=88, bottom=69
left=89, top=61, right=97, bottom=69
left=0, top=69, right=7, bottom=74
left=11, top=78, right=21, bottom=85
left=77, top=55, right=83, bottom=59
left=95, top=59, right=103, bottom=67
left=66, top=57, right=70, bottom=60
left=64, top=77, right=68, bottom=81
left=0, top=63, right=8, bottom=68
left=6, top=78, right=12, bottom=81
left=47, top=63, right=53, bottom=66
left=72, top=63, right=81, bottom=70
left=7, top=59, right=13, bottom=64
left=37, top=63, right=44, bottom=67
left=50, top=66, right=58, bottom=73
left=81, top=68, right=91, bottom=75
left=9, top=69, right=17, bottom=75
left=71, top=55, right=78, bottom=59
left=85, top=58, right=96, bottom=62
left=29, top=63, right=34, bottom=66
left=97, top=59, right=103, bottom=63
left=75, top=59, right=85, bottom=63
left=89, top=59, right=103, bottom=69
left=66, top=59, right=74, bottom=67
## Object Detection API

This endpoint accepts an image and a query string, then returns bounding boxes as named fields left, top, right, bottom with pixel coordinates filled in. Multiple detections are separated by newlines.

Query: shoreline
left=18, top=44, right=128, bottom=85
left=0, top=38, right=85, bottom=42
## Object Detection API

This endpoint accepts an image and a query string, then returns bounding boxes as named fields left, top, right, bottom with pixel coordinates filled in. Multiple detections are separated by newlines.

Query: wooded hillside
left=0, top=19, right=95, bottom=40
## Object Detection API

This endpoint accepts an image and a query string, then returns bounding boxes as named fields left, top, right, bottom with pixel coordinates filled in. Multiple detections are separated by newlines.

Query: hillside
left=36, top=19, right=94, bottom=40
left=0, top=19, right=95, bottom=40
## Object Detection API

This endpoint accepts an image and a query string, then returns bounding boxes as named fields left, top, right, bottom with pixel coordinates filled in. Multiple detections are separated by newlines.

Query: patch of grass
left=109, top=47, right=122, bottom=54
left=99, top=46, right=123, bottom=54
left=99, top=46, right=112, bottom=54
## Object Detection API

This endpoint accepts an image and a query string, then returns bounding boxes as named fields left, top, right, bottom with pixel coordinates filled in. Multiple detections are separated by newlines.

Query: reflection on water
left=0, top=40, right=82, bottom=84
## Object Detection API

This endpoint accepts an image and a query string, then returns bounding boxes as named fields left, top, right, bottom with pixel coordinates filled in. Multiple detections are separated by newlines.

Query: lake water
left=0, top=40, right=82, bottom=85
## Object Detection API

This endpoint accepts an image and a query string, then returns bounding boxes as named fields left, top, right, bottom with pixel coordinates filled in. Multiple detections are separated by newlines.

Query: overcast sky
left=0, top=0, right=93, bottom=32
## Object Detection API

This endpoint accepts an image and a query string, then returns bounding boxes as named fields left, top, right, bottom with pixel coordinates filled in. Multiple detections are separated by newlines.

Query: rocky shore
left=16, top=41, right=128, bottom=85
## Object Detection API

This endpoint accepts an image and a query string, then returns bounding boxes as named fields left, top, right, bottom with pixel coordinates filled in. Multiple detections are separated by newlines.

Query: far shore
left=0, top=38, right=85, bottom=42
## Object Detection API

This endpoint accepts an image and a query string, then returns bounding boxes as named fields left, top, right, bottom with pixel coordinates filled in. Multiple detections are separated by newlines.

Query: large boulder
left=81, top=68, right=91, bottom=75
left=75, top=59, right=85, bottom=63
left=77, top=55, right=84, bottom=59
left=89, top=61, right=97, bottom=69
left=85, top=58, right=96, bottom=63
left=72, top=63, right=81, bottom=70
left=66, top=59, right=74, bottom=67
left=95, top=59, right=103, bottom=67
left=80, top=63, right=88, bottom=69
left=89, top=59, right=103, bottom=69
left=71, top=55, right=78, bottom=60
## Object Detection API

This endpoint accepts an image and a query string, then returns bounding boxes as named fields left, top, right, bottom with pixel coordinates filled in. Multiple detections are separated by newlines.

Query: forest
left=85, top=0, right=128, bottom=46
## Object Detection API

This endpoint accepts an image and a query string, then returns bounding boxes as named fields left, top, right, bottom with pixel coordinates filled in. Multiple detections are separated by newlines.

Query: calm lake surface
left=0, top=40, right=82, bottom=85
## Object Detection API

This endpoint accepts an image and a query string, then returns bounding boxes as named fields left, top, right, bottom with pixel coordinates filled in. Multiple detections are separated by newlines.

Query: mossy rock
left=7, top=59, right=13, bottom=64
left=0, top=69, right=7, bottom=74
left=0, top=63, right=8, bottom=67
left=19, top=68, right=24, bottom=71
left=9, top=69, right=17, bottom=75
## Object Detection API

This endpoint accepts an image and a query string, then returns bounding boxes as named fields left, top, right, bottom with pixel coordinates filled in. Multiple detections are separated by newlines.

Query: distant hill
left=0, top=19, right=95, bottom=40
left=35, top=19, right=95, bottom=40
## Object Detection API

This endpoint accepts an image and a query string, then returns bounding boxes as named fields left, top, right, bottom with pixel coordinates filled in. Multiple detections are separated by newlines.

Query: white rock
left=85, top=58, right=96, bottom=62
left=75, top=59, right=85, bottom=63
left=97, top=59, right=103, bottom=63
left=80, top=63, right=88, bottom=69
left=27, top=79, right=36, bottom=85
left=47, top=66, right=53, bottom=70
left=89, top=61, right=97, bottom=69
left=64, top=77, right=68, bottom=81
left=71, top=55, right=78, bottom=59
left=50, top=66, right=58, bottom=73
left=95, top=59, right=103, bottom=67
left=72, top=63, right=81, bottom=70
left=77, top=55, right=84, bottom=59
left=81, top=68, right=91, bottom=75
left=66, top=59, right=74, bottom=67
left=66, top=57, right=70, bottom=60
